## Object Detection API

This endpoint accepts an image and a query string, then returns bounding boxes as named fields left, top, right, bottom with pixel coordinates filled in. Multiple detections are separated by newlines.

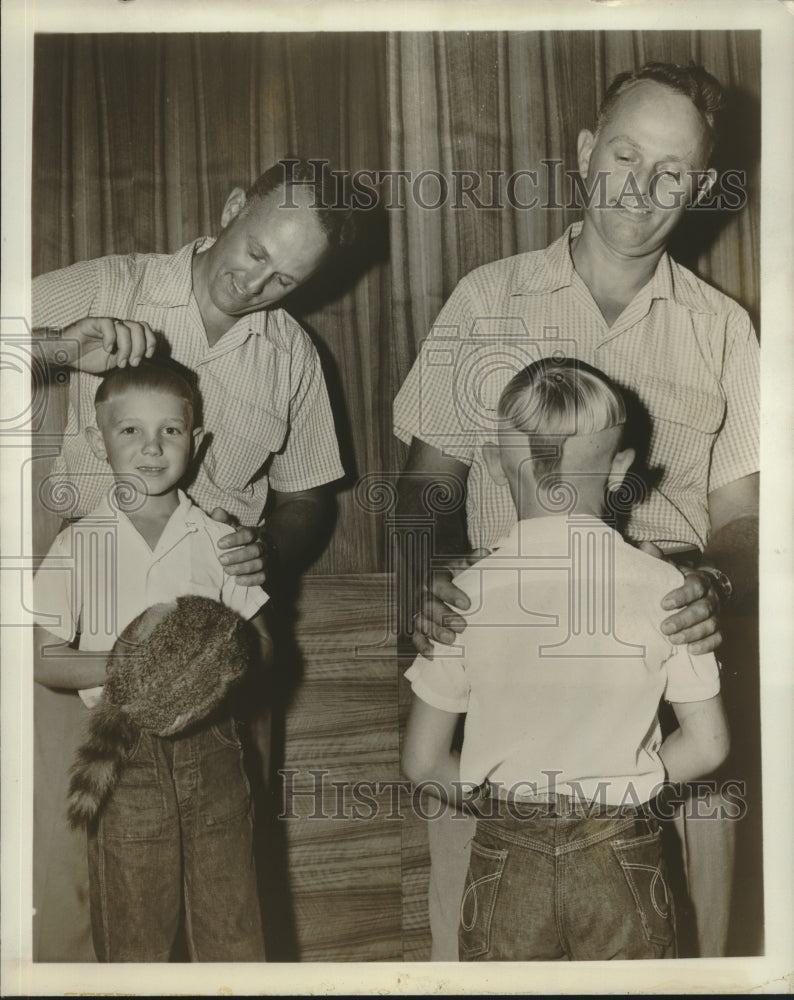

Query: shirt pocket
left=204, top=401, right=289, bottom=491
left=640, top=377, right=724, bottom=437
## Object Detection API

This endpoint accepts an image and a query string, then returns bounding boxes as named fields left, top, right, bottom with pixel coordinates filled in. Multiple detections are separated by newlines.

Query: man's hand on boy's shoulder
left=637, top=542, right=722, bottom=656
left=659, top=569, right=722, bottom=655
left=411, top=548, right=490, bottom=658
left=212, top=508, right=269, bottom=588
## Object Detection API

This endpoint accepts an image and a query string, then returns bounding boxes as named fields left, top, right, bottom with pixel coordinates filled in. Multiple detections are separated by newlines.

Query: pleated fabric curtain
left=32, top=31, right=760, bottom=573
left=32, top=33, right=393, bottom=573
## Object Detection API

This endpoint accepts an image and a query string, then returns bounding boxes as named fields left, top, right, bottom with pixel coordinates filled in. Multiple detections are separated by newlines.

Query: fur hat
left=66, top=595, right=259, bottom=829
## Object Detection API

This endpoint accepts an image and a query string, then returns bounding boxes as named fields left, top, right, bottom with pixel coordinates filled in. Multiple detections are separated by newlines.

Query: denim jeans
left=459, top=794, right=676, bottom=961
left=87, top=716, right=264, bottom=962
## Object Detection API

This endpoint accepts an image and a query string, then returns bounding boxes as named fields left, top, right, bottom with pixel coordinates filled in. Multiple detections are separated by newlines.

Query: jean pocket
left=210, top=717, right=243, bottom=750
left=102, top=733, right=165, bottom=840
left=612, top=829, right=674, bottom=948
left=459, top=839, right=508, bottom=960
left=202, top=720, right=251, bottom=826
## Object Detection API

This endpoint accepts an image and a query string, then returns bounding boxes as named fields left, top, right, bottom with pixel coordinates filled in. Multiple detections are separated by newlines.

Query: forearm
left=659, top=729, right=712, bottom=785
left=34, top=628, right=108, bottom=689
left=402, top=699, right=467, bottom=807
left=701, top=514, right=758, bottom=610
left=395, top=467, right=469, bottom=611
left=264, top=486, right=335, bottom=583
left=395, top=464, right=469, bottom=559
left=30, top=327, right=80, bottom=367
left=660, top=695, right=730, bottom=784
left=413, top=751, right=465, bottom=806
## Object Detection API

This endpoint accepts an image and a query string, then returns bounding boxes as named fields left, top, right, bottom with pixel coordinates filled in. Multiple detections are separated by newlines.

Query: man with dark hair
left=394, top=63, right=758, bottom=959
left=32, top=158, right=353, bottom=961
left=596, top=61, right=725, bottom=148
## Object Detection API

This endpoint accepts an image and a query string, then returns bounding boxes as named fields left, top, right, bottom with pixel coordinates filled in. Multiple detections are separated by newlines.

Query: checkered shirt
left=393, top=223, right=759, bottom=551
left=33, top=239, right=344, bottom=525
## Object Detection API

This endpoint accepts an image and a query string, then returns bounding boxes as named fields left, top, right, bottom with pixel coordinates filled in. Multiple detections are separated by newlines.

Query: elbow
left=700, top=726, right=730, bottom=776
left=708, top=730, right=730, bottom=774
left=401, top=745, right=431, bottom=787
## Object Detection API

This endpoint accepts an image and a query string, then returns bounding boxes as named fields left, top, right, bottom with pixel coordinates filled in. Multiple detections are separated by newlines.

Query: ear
left=607, top=447, right=635, bottom=491
left=220, top=187, right=247, bottom=229
left=191, top=426, right=205, bottom=453
left=577, top=129, right=595, bottom=179
left=692, top=167, right=717, bottom=207
left=482, top=441, right=507, bottom=486
left=85, top=425, right=108, bottom=463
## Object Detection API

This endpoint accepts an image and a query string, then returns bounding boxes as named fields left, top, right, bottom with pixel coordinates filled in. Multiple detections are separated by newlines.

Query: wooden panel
left=398, top=645, right=432, bottom=962
left=271, top=574, right=406, bottom=961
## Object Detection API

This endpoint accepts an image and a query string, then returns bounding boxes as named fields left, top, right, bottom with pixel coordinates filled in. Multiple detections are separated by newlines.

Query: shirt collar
left=509, top=223, right=581, bottom=297
left=509, top=220, right=717, bottom=316
left=135, top=238, right=271, bottom=338
left=493, top=514, right=624, bottom=557
left=85, top=488, right=198, bottom=536
left=135, top=239, right=208, bottom=309
left=492, top=515, right=571, bottom=555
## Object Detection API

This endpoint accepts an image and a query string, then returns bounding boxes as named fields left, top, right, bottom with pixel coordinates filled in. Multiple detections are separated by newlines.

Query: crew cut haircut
left=94, top=358, right=196, bottom=417
left=244, top=157, right=356, bottom=251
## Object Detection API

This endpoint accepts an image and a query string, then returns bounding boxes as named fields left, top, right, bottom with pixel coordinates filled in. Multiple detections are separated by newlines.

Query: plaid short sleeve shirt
left=393, top=223, right=759, bottom=551
left=33, top=240, right=344, bottom=525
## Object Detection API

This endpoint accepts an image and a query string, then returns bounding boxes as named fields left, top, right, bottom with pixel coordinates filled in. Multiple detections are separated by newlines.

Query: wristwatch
left=698, top=565, right=734, bottom=604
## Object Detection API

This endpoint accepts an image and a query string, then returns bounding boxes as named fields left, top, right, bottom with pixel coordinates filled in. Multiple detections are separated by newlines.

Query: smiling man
left=34, top=159, right=352, bottom=568
left=394, top=63, right=759, bottom=959
left=32, top=158, right=353, bottom=961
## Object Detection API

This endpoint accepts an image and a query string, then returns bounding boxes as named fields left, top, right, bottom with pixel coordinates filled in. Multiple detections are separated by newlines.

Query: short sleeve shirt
left=33, top=490, right=268, bottom=705
left=405, top=515, right=720, bottom=804
left=33, top=241, right=344, bottom=525
left=393, top=223, right=759, bottom=551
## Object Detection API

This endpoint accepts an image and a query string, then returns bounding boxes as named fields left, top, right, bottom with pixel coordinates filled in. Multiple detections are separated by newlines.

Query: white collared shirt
left=406, top=515, right=720, bottom=805
left=34, top=490, right=267, bottom=706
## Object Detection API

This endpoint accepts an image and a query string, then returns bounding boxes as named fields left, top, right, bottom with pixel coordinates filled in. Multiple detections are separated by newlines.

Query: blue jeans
left=459, top=795, right=676, bottom=961
left=87, top=717, right=264, bottom=962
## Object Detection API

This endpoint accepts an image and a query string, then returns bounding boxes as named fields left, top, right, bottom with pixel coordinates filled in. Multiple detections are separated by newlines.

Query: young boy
left=33, top=359, right=271, bottom=962
left=402, top=358, right=729, bottom=961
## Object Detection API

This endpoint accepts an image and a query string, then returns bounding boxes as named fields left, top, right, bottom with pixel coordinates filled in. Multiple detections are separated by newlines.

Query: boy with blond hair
left=403, top=358, right=729, bottom=960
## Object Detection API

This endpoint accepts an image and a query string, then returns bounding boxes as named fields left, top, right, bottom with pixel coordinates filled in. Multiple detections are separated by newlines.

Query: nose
left=241, top=262, right=273, bottom=296
left=624, top=165, right=652, bottom=208
left=141, top=433, right=163, bottom=456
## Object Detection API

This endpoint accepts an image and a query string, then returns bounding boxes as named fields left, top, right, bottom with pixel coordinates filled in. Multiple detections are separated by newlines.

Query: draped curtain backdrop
left=33, top=31, right=760, bottom=573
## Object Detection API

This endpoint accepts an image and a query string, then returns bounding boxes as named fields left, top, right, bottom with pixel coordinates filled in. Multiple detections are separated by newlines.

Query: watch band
left=698, top=565, right=734, bottom=603
left=260, top=530, right=280, bottom=579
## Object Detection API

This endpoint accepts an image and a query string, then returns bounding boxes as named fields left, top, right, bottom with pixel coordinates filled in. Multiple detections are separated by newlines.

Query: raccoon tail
left=66, top=701, right=138, bottom=829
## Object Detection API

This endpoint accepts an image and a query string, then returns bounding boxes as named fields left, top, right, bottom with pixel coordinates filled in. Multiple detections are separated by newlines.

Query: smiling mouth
left=137, top=466, right=167, bottom=474
left=610, top=199, right=651, bottom=215
left=229, top=276, right=249, bottom=300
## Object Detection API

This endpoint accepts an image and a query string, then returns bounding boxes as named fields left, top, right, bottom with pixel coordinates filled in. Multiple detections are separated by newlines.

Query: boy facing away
left=402, top=358, right=729, bottom=961
left=33, top=360, right=271, bottom=961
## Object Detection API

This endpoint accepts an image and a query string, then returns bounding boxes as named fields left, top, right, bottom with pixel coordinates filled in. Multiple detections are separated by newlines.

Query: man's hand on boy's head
left=411, top=549, right=489, bottom=658
left=212, top=507, right=268, bottom=588
left=59, top=316, right=157, bottom=372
